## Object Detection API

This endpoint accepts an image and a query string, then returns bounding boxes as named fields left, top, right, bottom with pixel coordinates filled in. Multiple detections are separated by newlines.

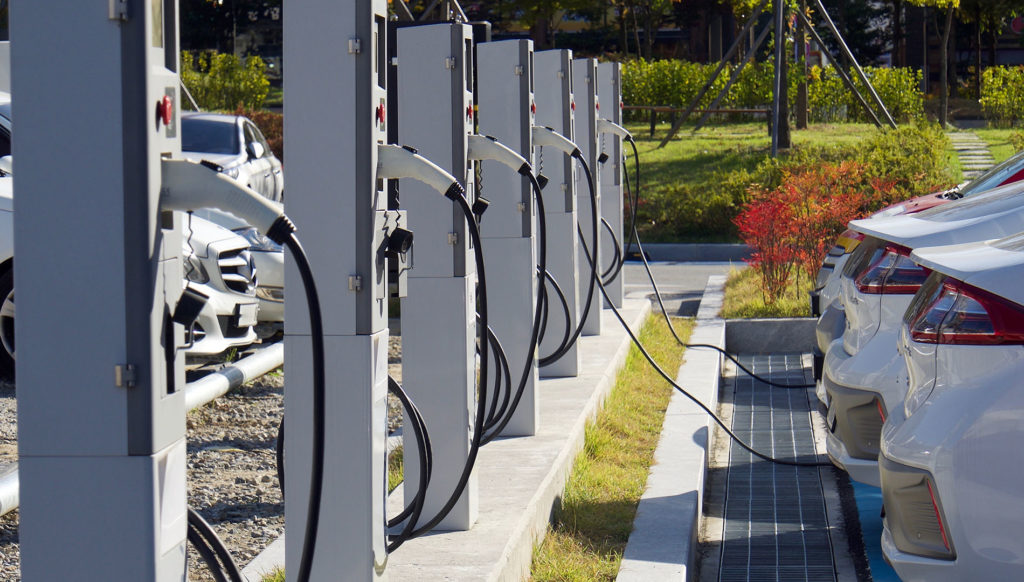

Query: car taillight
left=909, top=278, right=1024, bottom=345
left=854, top=244, right=930, bottom=295
left=828, top=229, right=865, bottom=257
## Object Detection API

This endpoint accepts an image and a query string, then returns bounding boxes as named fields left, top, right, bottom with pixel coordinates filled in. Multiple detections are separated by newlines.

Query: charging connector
left=467, top=134, right=532, bottom=176
left=596, top=118, right=633, bottom=142
left=531, top=125, right=581, bottom=158
left=378, top=144, right=462, bottom=197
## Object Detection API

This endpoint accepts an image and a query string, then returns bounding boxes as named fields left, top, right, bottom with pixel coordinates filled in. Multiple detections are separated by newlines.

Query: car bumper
left=185, top=283, right=258, bottom=357
left=252, top=249, right=283, bottom=323
left=881, top=522, right=958, bottom=582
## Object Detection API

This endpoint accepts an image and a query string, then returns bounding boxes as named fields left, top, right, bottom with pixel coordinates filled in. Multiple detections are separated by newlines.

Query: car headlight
left=222, top=165, right=240, bottom=179
left=234, top=226, right=283, bottom=252
left=184, top=253, right=210, bottom=284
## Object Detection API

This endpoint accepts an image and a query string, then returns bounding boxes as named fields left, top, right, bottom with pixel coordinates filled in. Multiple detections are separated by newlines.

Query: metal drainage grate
left=718, top=354, right=836, bottom=582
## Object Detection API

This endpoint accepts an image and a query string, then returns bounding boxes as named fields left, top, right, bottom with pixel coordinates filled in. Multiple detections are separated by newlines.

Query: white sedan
left=880, top=232, right=1024, bottom=580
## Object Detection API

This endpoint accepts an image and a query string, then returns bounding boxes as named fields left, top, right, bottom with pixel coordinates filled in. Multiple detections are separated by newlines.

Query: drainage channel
left=701, top=353, right=850, bottom=582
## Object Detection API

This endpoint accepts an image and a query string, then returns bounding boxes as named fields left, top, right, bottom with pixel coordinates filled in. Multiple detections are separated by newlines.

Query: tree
left=958, top=0, right=1024, bottom=97
left=906, top=0, right=959, bottom=127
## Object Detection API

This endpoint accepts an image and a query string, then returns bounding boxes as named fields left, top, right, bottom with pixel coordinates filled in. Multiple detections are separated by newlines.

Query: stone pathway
left=947, top=131, right=995, bottom=179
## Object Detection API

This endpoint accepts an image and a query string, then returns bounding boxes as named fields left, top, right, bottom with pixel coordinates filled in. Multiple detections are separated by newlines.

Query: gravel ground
left=0, top=337, right=403, bottom=581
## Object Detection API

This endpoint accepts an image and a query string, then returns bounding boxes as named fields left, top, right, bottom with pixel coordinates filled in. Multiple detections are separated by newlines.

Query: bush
left=980, top=66, right=1024, bottom=127
left=623, top=58, right=924, bottom=124
left=181, top=51, right=270, bottom=111
left=732, top=125, right=953, bottom=304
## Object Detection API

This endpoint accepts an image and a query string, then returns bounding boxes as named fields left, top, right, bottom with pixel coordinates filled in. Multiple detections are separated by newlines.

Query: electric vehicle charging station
left=284, top=0, right=392, bottom=577
left=533, top=49, right=581, bottom=378
left=475, top=39, right=540, bottom=436
left=572, top=58, right=602, bottom=336
left=597, top=62, right=625, bottom=309
left=13, top=1, right=190, bottom=578
left=394, top=22, right=478, bottom=531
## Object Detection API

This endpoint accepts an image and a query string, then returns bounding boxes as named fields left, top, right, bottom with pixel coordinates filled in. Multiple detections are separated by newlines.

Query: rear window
left=914, top=181, right=1024, bottom=223
left=182, top=117, right=239, bottom=155
left=842, top=236, right=885, bottom=279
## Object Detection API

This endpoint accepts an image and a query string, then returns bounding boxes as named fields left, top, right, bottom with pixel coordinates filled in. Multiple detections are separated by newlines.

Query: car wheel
left=0, top=268, right=14, bottom=379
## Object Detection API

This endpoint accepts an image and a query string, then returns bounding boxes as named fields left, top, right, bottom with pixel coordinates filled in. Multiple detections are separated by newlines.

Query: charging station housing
left=533, top=49, right=580, bottom=378
left=284, top=0, right=393, bottom=576
left=572, top=57, right=602, bottom=336
left=395, top=21, right=479, bottom=531
left=597, top=62, right=625, bottom=308
left=13, top=1, right=189, bottom=578
left=475, top=38, right=539, bottom=436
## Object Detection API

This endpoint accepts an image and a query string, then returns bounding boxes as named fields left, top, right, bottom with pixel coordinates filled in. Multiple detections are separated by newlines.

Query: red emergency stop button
left=530, top=101, right=536, bottom=114
left=570, top=100, right=576, bottom=112
left=160, top=95, right=173, bottom=126
left=596, top=102, right=600, bottom=111
left=466, top=103, right=473, bottom=120
left=376, top=103, right=386, bottom=125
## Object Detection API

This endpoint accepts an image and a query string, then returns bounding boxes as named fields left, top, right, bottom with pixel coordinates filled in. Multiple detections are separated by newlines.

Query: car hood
left=849, top=179, right=1024, bottom=249
left=184, top=213, right=247, bottom=254
left=183, top=152, right=245, bottom=169
left=911, top=232, right=1024, bottom=306
left=870, top=190, right=956, bottom=218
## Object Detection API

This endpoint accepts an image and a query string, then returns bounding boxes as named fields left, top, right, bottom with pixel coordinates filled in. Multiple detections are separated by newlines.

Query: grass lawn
left=625, top=121, right=879, bottom=242
left=720, top=266, right=813, bottom=318
left=530, top=314, right=692, bottom=581
left=973, top=127, right=1019, bottom=163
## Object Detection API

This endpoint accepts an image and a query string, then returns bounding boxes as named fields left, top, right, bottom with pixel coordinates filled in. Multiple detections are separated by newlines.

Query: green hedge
left=622, top=59, right=923, bottom=124
left=980, top=66, right=1024, bottom=127
left=181, top=51, right=270, bottom=111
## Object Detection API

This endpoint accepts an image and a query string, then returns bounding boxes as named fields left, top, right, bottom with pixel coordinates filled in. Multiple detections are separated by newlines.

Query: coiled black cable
left=538, top=151, right=600, bottom=367
left=386, top=376, right=433, bottom=553
left=576, top=226, right=830, bottom=467
left=621, top=137, right=814, bottom=390
left=187, top=507, right=244, bottom=582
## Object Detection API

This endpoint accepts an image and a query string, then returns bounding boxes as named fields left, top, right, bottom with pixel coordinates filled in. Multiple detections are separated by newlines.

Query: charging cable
left=576, top=225, right=830, bottom=467
left=161, top=158, right=328, bottom=582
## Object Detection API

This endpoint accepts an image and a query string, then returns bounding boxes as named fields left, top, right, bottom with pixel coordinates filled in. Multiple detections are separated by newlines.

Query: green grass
left=264, top=85, right=283, bottom=109
left=530, top=314, right=693, bottom=581
left=973, top=128, right=1019, bottom=163
left=720, top=266, right=812, bottom=318
left=626, top=121, right=879, bottom=242
left=261, top=567, right=285, bottom=582
left=389, top=445, right=404, bottom=493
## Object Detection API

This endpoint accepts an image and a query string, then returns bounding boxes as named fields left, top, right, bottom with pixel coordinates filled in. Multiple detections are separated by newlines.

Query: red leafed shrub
left=735, top=161, right=894, bottom=303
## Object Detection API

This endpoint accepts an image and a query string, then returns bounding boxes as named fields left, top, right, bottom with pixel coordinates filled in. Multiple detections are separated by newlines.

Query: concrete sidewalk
left=243, top=298, right=651, bottom=581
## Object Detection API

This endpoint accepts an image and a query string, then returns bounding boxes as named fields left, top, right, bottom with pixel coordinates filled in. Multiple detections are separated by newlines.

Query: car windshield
left=182, top=117, right=239, bottom=155
left=0, top=102, right=11, bottom=126
left=959, top=150, right=1024, bottom=197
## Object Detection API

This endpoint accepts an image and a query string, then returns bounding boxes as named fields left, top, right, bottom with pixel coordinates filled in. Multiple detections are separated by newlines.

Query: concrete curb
left=616, top=275, right=726, bottom=582
left=724, top=317, right=817, bottom=354
left=242, top=298, right=652, bottom=582
left=627, top=243, right=750, bottom=263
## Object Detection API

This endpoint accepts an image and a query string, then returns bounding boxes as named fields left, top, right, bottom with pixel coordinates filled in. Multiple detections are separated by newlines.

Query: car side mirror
left=246, top=141, right=265, bottom=160
left=0, top=156, right=12, bottom=176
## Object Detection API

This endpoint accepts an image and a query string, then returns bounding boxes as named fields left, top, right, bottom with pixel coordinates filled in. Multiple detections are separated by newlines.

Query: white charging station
left=474, top=39, right=539, bottom=436
left=395, top=22, right=478, bottom=531
left=533, top=49, right=580, bottom=378
left=572, top=57, right=602, bottom=336
left=14, top=1, right=189, bottom=578
left=598, top=62, right=625, bottom=309
left=284, top=0, right=392, bottom=577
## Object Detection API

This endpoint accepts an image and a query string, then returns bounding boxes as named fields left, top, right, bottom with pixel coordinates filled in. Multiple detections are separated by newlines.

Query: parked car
left=823, top=179, right=1024, bottom=486
left=181, top=214, right=260, bottom=358
left=181, top=112, right=283, bottom=203
left=0, top=92, right=260, bottom=377
left=879, top=232, right=1024, bottom=580
left=811, top=150, right=1024, bottom=388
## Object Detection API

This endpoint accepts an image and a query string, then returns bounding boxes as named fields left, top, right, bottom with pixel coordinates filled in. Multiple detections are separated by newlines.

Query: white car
left=823, top=179, right=1024, bottom=486
left=182, top=112, right=283, bottom=203
left=880, top=232, right=1024, bottom=580
left=811, top=151, right=1024, bottom=388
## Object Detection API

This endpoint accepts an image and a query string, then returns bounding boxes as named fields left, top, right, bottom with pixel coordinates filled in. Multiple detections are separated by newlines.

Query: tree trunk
left=645, top=7, right=656, bottom=60
left=618, top=5, right=628, bottom=56
left=989, top=30, right=997, bottom=69
left=939, top=7, right=953, bottom=128
left=530, top=16, right=551, bottom=50
left=796, top=0, right=808, bottom=129
left=892, top=0, right=904, bottom=68
left=975, top=8, right=982, bottom=99
left=632, top=7, right=643, bottom=59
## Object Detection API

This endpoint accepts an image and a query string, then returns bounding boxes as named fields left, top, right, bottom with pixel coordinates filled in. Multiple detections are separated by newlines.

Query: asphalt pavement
left=622, top=260, right=739, bottom=316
